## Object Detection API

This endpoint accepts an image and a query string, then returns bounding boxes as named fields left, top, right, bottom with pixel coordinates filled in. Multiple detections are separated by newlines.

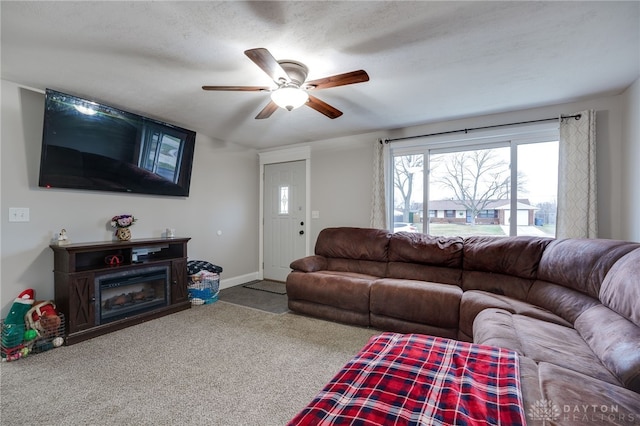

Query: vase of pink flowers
left=111, top=214, right=136, bottom=241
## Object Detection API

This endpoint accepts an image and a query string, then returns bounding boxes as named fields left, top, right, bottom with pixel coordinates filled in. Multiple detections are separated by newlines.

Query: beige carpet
left=0, top=301, right=378, bottom=425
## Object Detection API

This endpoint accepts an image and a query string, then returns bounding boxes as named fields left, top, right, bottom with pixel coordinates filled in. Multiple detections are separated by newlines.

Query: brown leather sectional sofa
left=286, top=227, right=640, bottom=424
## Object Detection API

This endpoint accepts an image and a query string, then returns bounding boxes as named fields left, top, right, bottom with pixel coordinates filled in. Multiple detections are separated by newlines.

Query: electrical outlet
left=9, top=207, right=30, bottom=222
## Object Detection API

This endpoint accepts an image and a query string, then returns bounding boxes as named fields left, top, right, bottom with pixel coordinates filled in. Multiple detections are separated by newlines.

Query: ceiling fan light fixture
left=203, top=48, right=367, bottom=119
left=271, top=85, right=309, bottom=111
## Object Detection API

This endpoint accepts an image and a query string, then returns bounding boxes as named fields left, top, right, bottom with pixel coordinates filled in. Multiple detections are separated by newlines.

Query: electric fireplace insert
left=95, top=265, right=170, bottom=325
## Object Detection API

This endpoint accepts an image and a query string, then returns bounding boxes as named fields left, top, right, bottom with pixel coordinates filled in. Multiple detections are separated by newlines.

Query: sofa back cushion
left=599, top=248, right=640, bottom=327
left=575, top=304, right=640, bottom=393
left=315, top=227, right=390, bottom=277
left=387, top=233, right=463, bottom=285
left=315, top=227, right=390, bottom=261
left=389, top=233, right=464, bottom=266
left=527, top=281, right=600, bottom=324
left=537, top=238, right=639, bottom=299
left=462, top=236, right=552, bottom=299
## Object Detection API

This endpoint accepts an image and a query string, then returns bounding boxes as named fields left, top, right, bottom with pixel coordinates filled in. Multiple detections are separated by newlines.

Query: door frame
left=258, top=146, right=311, bottom=280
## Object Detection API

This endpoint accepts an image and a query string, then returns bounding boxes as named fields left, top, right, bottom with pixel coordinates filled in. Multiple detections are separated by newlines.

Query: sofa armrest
left=290, top=255, right=328, bottom=272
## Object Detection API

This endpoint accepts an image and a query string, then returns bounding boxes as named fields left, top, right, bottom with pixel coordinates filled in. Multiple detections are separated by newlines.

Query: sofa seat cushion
left=370, top=278, right=462, bottom=329
left=472, top=308, right=526, bottom=354
left=286, top=270, right=375, bottom=313
left=460, top=290, right=572, bottom=338
left=518, top=356, right=543, bottom=420
left=473, top=309, right=621, bottom=387
left=369, top=314, right=459, bottom=339
left=537, top=363, right=640, bottom=425
left=287, top=300, right=370, bottom=327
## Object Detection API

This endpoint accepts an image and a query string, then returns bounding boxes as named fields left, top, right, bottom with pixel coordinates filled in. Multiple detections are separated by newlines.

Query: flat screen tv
left=39, top=89, right=196, bottom=197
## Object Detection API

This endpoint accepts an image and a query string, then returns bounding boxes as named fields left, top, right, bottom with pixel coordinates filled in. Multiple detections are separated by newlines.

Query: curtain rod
left=382, top=114, right=581, bottom=144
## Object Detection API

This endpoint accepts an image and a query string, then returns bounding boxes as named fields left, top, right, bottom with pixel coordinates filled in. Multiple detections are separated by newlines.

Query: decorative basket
left=187, top=271, right=220, bottom=306
left=1, top=312, right=66, bottom=362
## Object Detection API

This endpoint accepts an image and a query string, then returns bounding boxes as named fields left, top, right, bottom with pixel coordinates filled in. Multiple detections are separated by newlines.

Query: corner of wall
left=621, top=76, right=640, bottom=242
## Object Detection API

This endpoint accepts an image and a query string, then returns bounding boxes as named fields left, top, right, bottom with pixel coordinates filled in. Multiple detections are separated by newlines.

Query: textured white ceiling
left=2, top=1, right=639, bottom=149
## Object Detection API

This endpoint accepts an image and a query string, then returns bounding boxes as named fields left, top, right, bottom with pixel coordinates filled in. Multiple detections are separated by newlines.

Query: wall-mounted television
left=39, top=89, right=196, bottom=197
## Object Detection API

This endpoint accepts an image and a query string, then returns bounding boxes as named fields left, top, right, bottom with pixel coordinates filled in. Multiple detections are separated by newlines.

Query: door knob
left=300, top=221, right=304, bottom=226
left=299, top=230, right=304, bottom=235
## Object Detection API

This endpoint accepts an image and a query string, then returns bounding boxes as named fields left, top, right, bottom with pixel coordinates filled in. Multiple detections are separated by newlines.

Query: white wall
left=1, top=80, right=260, bottom=317
left=308, top=135, right=379, bottom=245
left=621, top=76, right=640, bottom=242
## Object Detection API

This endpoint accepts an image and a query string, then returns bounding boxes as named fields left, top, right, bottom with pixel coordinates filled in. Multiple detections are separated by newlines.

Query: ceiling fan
left=202, top=48, right=369, bottom=119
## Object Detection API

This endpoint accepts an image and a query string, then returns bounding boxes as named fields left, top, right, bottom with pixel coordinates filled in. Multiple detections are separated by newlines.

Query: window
left=279, top=185, right=289, bottom=214
left=390, top=123, right=559, bottom=237
left=477, top=210, right=498, bottom=219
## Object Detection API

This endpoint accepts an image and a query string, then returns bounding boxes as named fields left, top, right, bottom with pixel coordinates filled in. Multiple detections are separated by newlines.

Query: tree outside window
left=430, top=148, right=519, bottom=225
left=393, top=154, right=423, bottom=225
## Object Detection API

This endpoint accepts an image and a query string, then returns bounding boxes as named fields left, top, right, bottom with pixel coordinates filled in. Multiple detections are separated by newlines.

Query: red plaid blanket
left=288, top=333, right=525, bottom=426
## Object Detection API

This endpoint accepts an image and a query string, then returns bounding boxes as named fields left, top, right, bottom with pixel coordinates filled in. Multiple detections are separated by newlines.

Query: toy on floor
left=1, top=289, right=35, bottom=349
left=2, top=345, right=29, bottom=362
left=26, top=301, right=61, bottom=337
left=2, top=290, right=66, bottom=361
left=24, top=329, right=38, bottom=341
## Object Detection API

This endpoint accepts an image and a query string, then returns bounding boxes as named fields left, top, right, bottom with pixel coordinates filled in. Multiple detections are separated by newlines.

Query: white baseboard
left=219, top=272, right=260, bottom=290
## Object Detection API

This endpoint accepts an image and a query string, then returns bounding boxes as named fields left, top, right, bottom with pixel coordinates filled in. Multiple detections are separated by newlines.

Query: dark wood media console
left=50, top=237, right=191, bottom=345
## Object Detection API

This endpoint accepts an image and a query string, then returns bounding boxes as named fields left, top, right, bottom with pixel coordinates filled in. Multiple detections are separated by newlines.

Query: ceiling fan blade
left=255, top=100, right=279, bottom=119
left=244, top=48, right=290, bottom=84
left=202, top=86, right=270, bottom=92
left=305, top=70, right=369, bottom=90
left=306, top=95, right=343, bottom=119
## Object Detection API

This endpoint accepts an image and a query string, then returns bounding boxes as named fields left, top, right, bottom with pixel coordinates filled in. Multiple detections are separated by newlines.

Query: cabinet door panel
left=171, top=258, right=188, bottom=303
left=69, top=273, right=95, bottom=332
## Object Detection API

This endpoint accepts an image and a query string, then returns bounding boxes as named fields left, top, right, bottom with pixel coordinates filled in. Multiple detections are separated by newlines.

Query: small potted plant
left=111, top=214, right=136, bottom=241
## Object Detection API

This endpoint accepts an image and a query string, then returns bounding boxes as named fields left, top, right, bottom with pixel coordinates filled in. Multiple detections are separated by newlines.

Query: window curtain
left=556, top=110, right=597, bottom=239
left=370, top=139, right=387, bottom=229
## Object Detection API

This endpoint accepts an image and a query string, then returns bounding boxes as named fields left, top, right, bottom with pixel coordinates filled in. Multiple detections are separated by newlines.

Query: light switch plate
left=9, top=207, right=30, bottom=222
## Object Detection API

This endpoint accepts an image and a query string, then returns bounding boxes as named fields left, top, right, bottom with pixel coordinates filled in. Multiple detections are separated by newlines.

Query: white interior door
left=263, top=161, right=307, bottom=282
